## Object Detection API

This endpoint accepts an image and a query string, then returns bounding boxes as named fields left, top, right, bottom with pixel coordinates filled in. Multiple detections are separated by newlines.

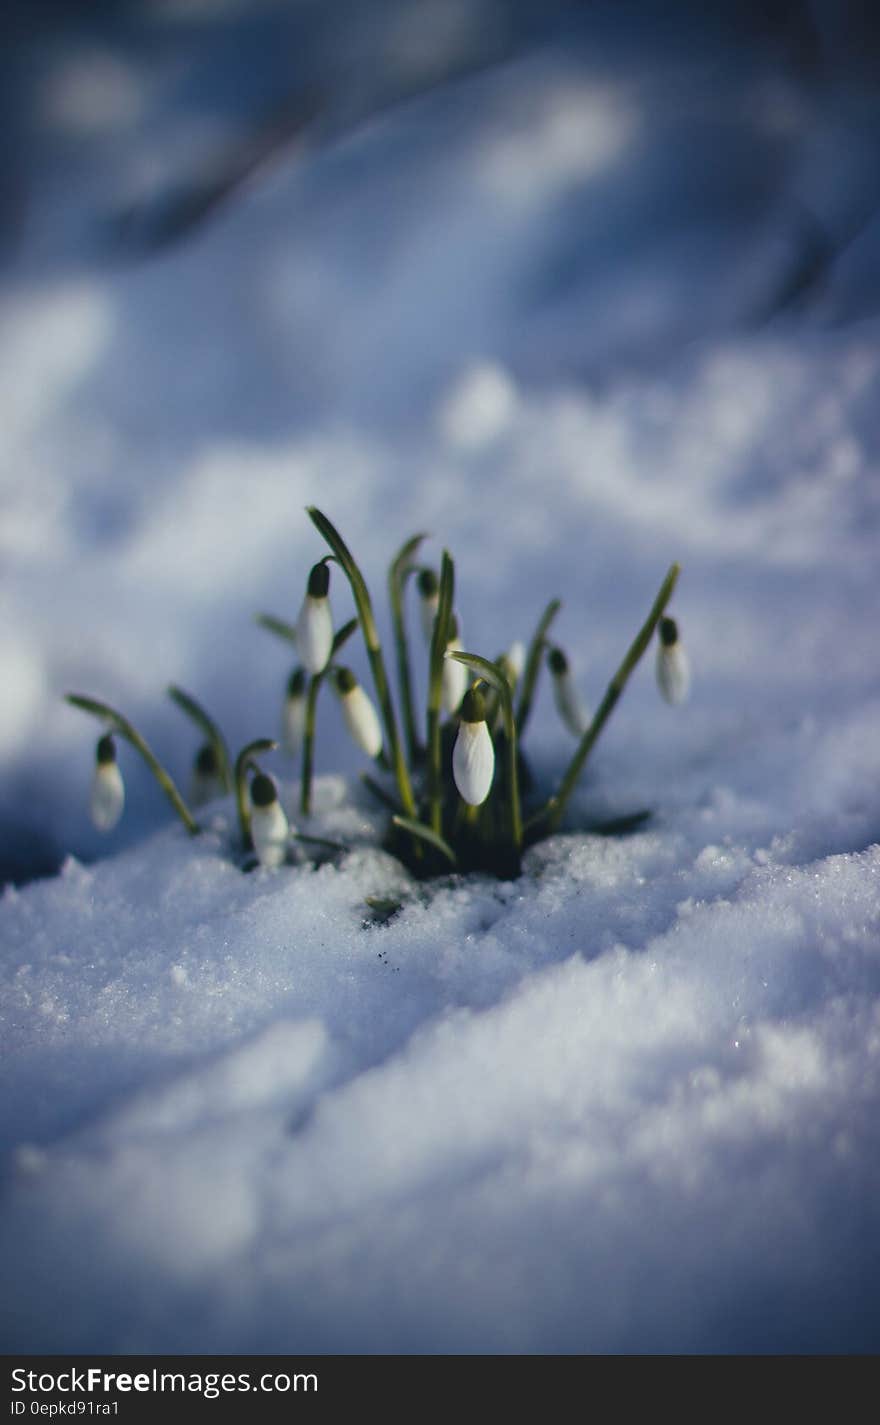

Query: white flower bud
left=656, top=617, right=690, bottom=705
left=90, top=735, right=124, bottom=831
left=452, top=689, right=495, bottom=806
left=548, top=648, right=590, bottom=738
left=188, top=743, right=224, bottom=809
left=249, top=773, right=290, bottom=868
left=336, top=668, right=383, bottom=759
left=281, top=668, right=307, bottom=756
left=295, top=563, right=333, bottom=675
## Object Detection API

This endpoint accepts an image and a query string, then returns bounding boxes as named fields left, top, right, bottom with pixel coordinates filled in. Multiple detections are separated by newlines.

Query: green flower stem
left=167, top=685, right=233, bottom=792
left=448, top=650, right=522, bottom=854
left=308, top=507, right=416, bottom=819
left=235, top=738, right=277, bottom=849
left=298, top=617, right=359, bottom=817
left=301, top=674, right=321, bottom=817
left=426, top=551, right=455, bottom=837
left=539, top=563, right=681, bottom=837
left=389, top=532, right=427, bottom=767
left=66, top=693, right=199, bottom=835
left=515, top=598, right=561, bottom=738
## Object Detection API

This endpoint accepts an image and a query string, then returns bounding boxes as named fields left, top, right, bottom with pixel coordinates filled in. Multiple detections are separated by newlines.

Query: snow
left=2, top=1, right=880, bottom=1353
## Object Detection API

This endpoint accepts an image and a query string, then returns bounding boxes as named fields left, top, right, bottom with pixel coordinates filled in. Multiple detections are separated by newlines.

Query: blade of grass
left=255, top=612, right=299, bottom=645
left=167, top=685, right=233, bottom=791
left=426, top=551, right=455, bottom=837
left=66, top=693, right=199, bottom=835
left=308, top=507, right=416, bottom=819
left=515, top=598, right=561, bottom=739
left=391, top=815, right=457, bottom=867
left=389, top=532, right=428, bottom=767
left=537, top=563, right=681, bottom=837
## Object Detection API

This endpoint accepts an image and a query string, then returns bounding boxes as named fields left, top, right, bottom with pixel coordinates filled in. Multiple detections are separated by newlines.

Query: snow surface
left=3, top=2, right=880, bottom=1352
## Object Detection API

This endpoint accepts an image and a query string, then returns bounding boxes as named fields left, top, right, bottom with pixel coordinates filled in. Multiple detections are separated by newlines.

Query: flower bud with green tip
left=188, top=742, right=225, bottom=809
left=249, top=772, right=290, bottom=868
left=548, top=646, right=591, bottom=738
left=295, top=561, right=333, bottom=675
left=281, top=667, right=307, bottom=756
left=90, top=734, right=124, bottom=831
left=335, top=667, right=383, bottom=759
left=452, top=687, right=495, bottom=806
left=417, top=567, right=440, bottom=644
left=656, top=616, right=690, bottom=705
left=441, top=614, right=468, bottom=715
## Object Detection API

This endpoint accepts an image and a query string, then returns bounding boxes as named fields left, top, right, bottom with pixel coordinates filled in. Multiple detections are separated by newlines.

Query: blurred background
left=4, top=0, right=880, bottom=885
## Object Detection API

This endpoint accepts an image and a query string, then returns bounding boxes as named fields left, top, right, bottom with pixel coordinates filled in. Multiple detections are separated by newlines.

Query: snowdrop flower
left=441, top=616, right=468, bottom=715
left=281, top=667, right=307, bottom=756
left=335, top=667, right=383, bottom=759
left=656, top=616, right=690, bottom=705
left=417, top=568, right=440, bottom=644
left=249, top=773, right=290, bottom=868
left=90, top=734, right=124, bottom=831
left=548, top=647, right=591, bottom=738
left=452, top=688, right=495, bottom=806
left=188, top=742, right=224, bottom=809
left=295, top=561, right=333, bottom=675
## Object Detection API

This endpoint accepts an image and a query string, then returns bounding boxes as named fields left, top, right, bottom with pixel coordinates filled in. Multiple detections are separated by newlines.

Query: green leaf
left=539, top=563, right=681, bottom=835
left=391, top=815, right=458, bottom=867
left=167, top=685, right=232, bottom=791
left=516, top=597, right=561, bottom=738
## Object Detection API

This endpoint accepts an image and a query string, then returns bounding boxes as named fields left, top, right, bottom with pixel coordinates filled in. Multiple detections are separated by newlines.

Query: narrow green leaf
left=391, top=815, right=458, bottom=867
left=167, top=685, right=233, bottom=791
left=516, top=597, right=561, bottom=738
left=540, top=563, right=681, bottom=835
left=389, top=532, right=428, bottom=766
left=256, top=613, right=299, bottom=645
left=426, top=550, right=455, bottom=837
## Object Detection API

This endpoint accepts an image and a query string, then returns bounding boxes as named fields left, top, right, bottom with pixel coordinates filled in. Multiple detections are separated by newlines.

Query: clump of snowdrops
left=67, top=508, right=687, bottom=880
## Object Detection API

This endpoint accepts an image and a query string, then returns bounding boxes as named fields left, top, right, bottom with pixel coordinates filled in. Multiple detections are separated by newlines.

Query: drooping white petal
left=90, top=761, right=124, bottom=831
left=552, top=668, right=591, bottom=738
left=442, top=641, right=468, bottom=714
left=341, top=684, right=383, bottom=759
left=656, top=643, right=691, bottom=705
left=295, top=595, right=333, bottom=675
left=281, top=691, right=307, bottom=757
left=452, top=718, right=495, bottom=806
left=251, top=799, right=290, bottom=869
